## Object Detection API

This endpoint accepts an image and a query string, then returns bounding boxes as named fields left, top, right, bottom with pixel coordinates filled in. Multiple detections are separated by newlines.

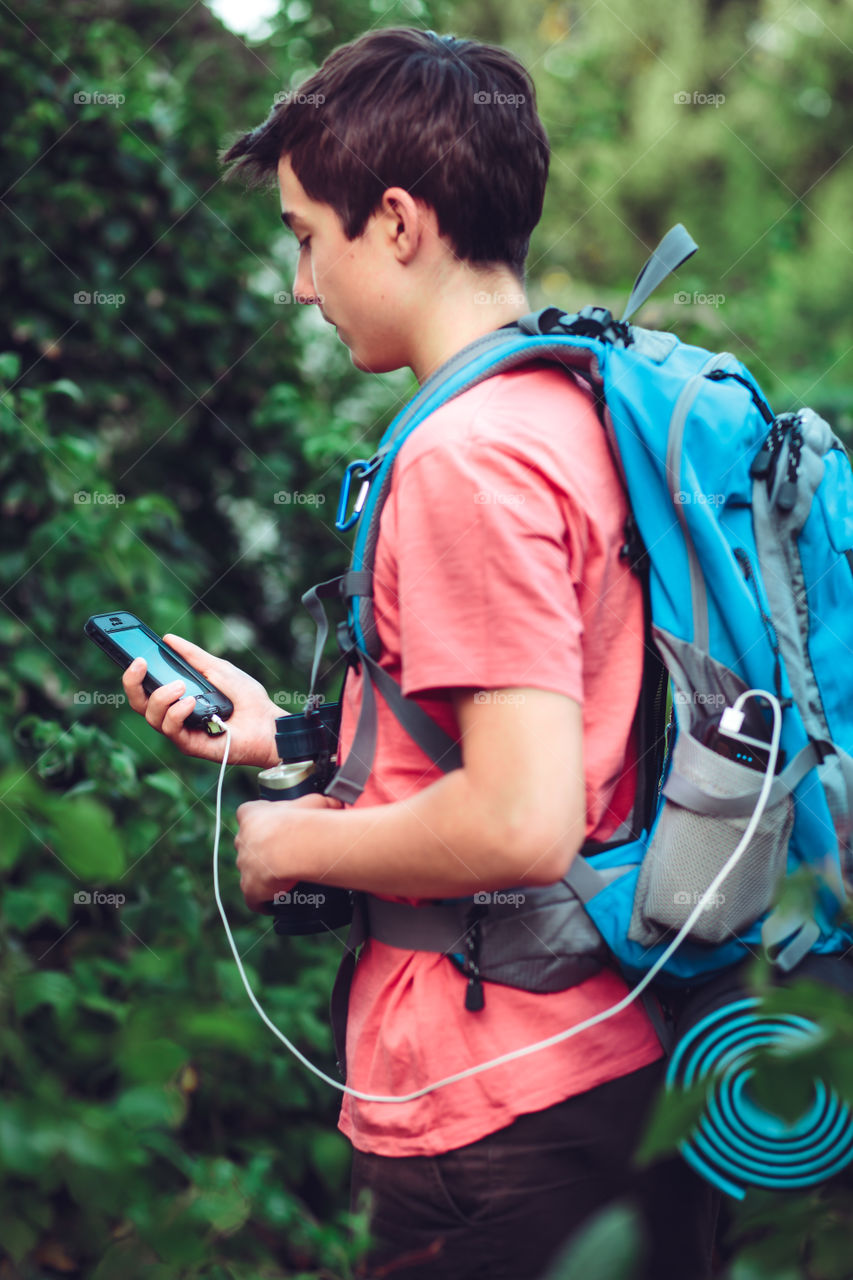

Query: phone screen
left=118, top=626, right=208, bottom=695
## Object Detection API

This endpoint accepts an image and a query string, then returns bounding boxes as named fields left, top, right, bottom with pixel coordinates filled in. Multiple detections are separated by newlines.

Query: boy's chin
left=348, top=345, right=407, bottom=376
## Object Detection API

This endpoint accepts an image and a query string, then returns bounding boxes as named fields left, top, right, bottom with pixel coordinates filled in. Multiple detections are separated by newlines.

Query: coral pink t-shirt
left=336, top=361, right=663, bottom=1157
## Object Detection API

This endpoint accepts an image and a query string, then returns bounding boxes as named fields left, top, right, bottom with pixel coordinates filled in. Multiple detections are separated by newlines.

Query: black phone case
left=84, top=611, right=234, bottom=730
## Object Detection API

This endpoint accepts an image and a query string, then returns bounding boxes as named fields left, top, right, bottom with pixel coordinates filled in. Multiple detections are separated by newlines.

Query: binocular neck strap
left=326, top=649, right=463, bottom=805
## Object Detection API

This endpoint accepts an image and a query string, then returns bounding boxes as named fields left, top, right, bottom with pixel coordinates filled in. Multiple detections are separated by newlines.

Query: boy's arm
left=234, top=685, right=586, bottom=909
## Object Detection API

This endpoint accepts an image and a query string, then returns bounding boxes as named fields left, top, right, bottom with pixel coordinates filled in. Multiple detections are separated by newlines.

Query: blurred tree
left=453, top=0, right=853, bottom=422
left=0, top=0, right=442, bottom=1275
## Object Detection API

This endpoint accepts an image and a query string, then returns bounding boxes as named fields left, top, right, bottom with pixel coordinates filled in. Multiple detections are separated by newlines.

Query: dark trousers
left=350, top=1060, right=720, bottom=1280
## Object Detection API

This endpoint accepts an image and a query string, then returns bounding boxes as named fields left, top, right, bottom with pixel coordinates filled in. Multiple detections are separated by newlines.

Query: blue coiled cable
left=665, top=995, right=853, bottom=1199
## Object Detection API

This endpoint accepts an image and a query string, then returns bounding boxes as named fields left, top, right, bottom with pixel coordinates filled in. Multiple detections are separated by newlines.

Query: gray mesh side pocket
left=628, top=731, right=794, bottom=946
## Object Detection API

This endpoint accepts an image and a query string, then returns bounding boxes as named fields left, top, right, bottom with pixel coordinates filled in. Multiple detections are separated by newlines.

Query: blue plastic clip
left=335, top=455, right=383, bottom=532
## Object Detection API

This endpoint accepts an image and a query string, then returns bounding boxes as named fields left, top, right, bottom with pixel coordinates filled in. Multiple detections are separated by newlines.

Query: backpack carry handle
left=621, top=224, right=698, bottom=323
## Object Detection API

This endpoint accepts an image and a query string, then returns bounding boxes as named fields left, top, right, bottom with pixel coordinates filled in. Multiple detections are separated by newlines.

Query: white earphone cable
left=211, top=689, right=782, bottom=1103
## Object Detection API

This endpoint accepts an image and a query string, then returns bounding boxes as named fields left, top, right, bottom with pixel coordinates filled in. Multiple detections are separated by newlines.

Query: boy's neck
left=407, top=267, right=530, bottom=385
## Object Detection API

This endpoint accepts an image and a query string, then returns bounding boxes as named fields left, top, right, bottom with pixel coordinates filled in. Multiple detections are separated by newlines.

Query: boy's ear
left=378, top=186, right=439, bottom=264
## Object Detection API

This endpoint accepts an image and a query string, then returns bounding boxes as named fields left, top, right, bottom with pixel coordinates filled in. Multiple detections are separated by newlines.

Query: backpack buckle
left=564, top=306, right=633, bottom=347
left=336, top=620, right=360, bottom=669
left=620, top=513, right=649, bottom=574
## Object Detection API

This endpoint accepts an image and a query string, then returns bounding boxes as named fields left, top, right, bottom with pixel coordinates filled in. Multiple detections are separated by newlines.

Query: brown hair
left=220, top=28, right=549, bottom=278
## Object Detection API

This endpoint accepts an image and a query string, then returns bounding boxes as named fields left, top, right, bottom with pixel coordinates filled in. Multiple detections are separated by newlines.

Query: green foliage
left=0, top=0, right=427, bottom=1273
left=541, top=1203, right=644, bottom=1280
left=2, top=0, right=851, bottom=1276
left=457, top=0, right=853, bottom=427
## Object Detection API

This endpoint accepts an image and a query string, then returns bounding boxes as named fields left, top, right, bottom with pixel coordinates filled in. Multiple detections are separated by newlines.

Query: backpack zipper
left=733, top=546, right=784, bottom=701
left=706, top=367, right=774, bottom=423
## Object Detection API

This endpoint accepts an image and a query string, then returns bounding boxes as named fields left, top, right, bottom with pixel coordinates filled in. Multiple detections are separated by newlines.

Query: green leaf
left=0, top=808, right=35, bottom=870
left=183, top=1008, right=263, bottom=1048
left=145, top=770, right=186, bottom=800
left=5, top=884, right=69, bottom=933
left=0, top=1102, right=61, bottom=1175
left=118, top=1036, right=188, bottom=1085
left=14, top=969, right=77, bottom=1019
left=48, top=794, right=125, bottom=879
left=541, top=1202, right=644, bottom=1280
left=0, top=1212, right=38, bottom=1263
left=115, top=1084, right=186, bottom=1131
left=9, top=870, right=74, bottom=928
left=90, top=1240, right=158, bottom=1280
left=634, top=1077, right=710, bottom=1165
left=45, top=377, right=84, bottom=402
left=308, top=1129, right=352, bottom=1193
left=138, top=1213, right=209, bottom=1266
left=61, top=1120, right=117, bottom=1168
left=191, top=1183, right=251, bottom=1233
left=0, top=351, right=21, bottom=382
left=0, top=766, right=40, bottom=807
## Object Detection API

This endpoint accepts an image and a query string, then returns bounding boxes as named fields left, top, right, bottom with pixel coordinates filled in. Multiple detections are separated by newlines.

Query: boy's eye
left=298, top=236, right=311, bottom=251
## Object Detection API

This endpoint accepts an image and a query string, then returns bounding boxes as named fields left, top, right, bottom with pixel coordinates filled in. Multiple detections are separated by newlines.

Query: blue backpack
left=304, top=225, right=853, bottom=1018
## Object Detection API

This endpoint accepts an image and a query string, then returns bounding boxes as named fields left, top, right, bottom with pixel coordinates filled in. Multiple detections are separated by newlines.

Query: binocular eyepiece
left=257, top=702, right=354, bottom=935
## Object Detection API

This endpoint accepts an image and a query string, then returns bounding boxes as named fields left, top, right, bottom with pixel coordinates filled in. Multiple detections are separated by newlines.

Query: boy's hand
left=235, top=792, right=344, bottom=912
left=121, top=633, right=280, bottom=768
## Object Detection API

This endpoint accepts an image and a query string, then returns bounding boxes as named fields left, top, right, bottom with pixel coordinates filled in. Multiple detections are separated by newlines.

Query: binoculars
left=257, top=702, right=354, bottom=935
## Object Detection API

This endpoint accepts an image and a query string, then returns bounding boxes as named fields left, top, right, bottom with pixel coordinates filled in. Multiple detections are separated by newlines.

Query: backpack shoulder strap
left=323, top=226, right=698, bottom=804
left=326, top=333, right=608, bottom=804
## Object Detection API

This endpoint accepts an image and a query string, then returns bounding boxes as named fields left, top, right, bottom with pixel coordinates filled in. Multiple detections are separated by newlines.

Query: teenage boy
left=122, top=27, right=718, bottom=1280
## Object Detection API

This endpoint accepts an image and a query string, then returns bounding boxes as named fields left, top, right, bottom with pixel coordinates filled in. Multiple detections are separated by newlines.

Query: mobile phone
left=84, top=611, right=234, bottom=734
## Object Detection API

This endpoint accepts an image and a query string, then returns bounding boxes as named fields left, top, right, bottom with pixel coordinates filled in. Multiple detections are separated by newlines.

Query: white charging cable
left=209, top=689, right=783, bottom=1102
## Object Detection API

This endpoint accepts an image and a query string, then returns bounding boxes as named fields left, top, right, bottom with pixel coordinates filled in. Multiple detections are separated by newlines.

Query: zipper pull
left=463, top=904, right=487, bottom=1012
left=750, top=417, right=786, bottom=479
left=465, top=973, right=485, bottom=1012
left=776, top=417, right=803, bottom=512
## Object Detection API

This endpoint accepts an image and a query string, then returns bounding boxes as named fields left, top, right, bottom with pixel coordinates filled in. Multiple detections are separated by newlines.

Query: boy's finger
left=163, top=633, right=210, bottom=665
left=122, top=657, right=148, bottom=711
left=144, top=680, right=187, bottom=729
left=161, top=695, right=197, bottom=736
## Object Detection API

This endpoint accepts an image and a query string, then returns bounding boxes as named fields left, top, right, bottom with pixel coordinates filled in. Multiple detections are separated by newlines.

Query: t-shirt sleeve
left=380, top=431, right=588, bottom=703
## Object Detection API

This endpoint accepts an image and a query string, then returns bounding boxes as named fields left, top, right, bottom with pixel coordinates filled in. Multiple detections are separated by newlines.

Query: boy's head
left=221, top=28, right=549, bottom=281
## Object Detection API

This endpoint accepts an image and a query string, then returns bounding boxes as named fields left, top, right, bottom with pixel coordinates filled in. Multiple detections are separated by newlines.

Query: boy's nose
left=293, top=262, right=319, bottom=305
